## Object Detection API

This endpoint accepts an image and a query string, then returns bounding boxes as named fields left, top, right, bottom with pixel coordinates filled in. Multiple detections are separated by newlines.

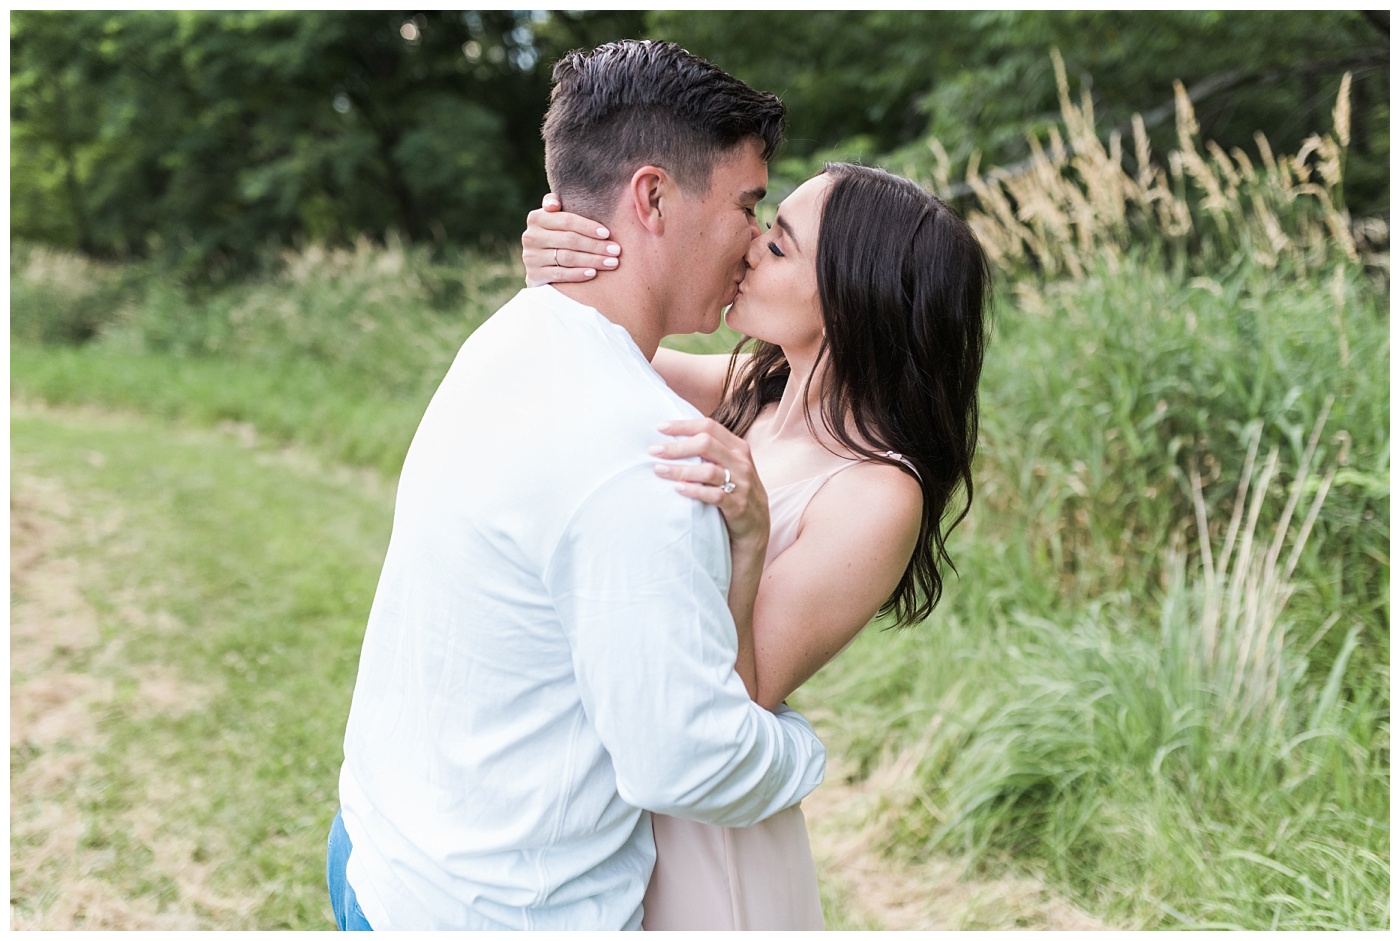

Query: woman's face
left=724, top=173, right=831, bottom=353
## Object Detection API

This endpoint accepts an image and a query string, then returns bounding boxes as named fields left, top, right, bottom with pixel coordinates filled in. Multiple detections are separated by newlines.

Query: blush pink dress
left=640, top=460, right=862, bottom=930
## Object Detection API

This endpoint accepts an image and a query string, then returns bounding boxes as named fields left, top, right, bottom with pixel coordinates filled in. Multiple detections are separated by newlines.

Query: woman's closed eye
left=767, top=241, right=784, bottom=258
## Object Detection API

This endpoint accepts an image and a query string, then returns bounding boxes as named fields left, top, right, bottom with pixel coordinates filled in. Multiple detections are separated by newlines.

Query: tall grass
left=802, top=406, right=1386, bottom=928
left=977, top=257, right=1387, bottom=686
left=924, top=54, right=1386, bottom=284
left=10, top=239, right=523, bottom=474
left=15, top=235, right=525, bottom=387
left=9, top=245, right=132, bottom=345
left=795, top=61, right=1388, bottom=929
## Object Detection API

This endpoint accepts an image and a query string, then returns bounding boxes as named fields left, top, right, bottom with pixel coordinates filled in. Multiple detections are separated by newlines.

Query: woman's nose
left=744, top=230, right=765, bottom=268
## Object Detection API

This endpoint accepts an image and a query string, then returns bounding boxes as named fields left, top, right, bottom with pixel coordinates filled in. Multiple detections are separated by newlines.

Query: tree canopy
left=11, top=10, right=1386, bottom=273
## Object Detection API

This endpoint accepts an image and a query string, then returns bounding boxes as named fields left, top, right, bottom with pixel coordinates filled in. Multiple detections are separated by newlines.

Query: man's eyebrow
left=774, top=214, right=800, bottom=252
left=740, top=187, right=767, bottom=205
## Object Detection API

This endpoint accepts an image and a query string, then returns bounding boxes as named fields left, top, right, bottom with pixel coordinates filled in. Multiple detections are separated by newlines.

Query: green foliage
left=9, top=10, right=646, bottom=272
left=649, top=11, right=949, bottom=160
left=11, top=11, right=1387, bottom=273
left=914, top=12, right=1381, bottom=175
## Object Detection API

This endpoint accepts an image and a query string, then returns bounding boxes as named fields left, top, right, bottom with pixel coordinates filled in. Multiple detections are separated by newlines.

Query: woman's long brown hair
left=714, top=163, right=991, bottom=627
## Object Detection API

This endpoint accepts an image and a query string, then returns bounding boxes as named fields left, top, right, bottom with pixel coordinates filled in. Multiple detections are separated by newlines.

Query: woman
left=521, top=163, right=990, bottom=928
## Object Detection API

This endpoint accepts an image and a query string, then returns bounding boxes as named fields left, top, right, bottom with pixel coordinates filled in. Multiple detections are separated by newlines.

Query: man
left=327, top=40, right=826, bottom=930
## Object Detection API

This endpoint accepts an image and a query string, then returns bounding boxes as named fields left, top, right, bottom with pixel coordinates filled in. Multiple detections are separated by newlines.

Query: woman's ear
left=627, top=165, right=669, bottom=236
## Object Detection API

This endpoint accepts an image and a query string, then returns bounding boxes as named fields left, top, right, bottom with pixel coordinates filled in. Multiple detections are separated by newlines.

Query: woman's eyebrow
left=774, top=214, right=800, bottom=252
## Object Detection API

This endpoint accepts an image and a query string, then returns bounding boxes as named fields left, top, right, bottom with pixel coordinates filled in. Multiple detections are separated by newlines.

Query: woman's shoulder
left=831, top=455, right=922, bottom=499
left=773, top=454, right=921, bottom=593
left=807, top=455, right=923, bottom=537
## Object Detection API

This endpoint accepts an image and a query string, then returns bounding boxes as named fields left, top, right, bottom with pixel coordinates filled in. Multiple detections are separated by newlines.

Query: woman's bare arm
left=651, top=348, right=743, bottom=417
left=747, top=463, right=923, bottom=710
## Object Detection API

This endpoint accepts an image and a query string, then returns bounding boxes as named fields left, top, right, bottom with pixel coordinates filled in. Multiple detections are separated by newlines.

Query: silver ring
left=553, top=249, right=559, bottom=267
left=720, top=467, right=736, bottom=494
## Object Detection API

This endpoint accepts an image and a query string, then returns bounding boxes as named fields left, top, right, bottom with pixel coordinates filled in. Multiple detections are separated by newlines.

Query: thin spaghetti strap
left=883, top=450, right=920, bottom=479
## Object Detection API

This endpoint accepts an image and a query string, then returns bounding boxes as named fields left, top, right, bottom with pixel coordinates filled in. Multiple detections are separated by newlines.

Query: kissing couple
left=328, top=39, right=990, bottom=930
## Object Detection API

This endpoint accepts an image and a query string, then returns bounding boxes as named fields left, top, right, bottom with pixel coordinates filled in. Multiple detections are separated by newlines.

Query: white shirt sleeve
left=545, top=463, right=826, bottom=827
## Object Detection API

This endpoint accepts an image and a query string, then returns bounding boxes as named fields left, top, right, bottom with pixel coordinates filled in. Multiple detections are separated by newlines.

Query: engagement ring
left=720, top=468, right=736, bottom=494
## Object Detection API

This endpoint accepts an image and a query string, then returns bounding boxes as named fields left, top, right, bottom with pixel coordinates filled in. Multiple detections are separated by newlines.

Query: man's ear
left=626, top=165, right=670, bottom=236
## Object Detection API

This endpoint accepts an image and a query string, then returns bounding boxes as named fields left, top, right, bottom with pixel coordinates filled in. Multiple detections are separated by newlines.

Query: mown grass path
left=10, top=402, right=1108, bottom=929
left=11, top=402, right=390, bottom=928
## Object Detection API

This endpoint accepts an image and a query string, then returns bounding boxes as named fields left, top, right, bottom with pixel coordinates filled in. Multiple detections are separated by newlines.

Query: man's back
left=338, top=287, right=824, bottom=929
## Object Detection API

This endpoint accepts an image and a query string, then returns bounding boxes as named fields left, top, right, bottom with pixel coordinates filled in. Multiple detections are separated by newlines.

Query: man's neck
left=553, top=278, right=665, bottom=361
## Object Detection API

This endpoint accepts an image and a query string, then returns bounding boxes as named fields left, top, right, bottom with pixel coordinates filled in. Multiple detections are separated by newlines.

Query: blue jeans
left=327, top=809, right=374, bottom=930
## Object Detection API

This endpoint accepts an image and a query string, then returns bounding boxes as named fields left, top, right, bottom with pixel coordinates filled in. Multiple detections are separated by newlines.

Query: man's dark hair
left=542, top=40, right=785, bottom=220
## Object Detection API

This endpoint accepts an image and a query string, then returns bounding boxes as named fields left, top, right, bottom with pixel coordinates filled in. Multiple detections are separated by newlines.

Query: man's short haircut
left=542, top=40, right=785, bottom=220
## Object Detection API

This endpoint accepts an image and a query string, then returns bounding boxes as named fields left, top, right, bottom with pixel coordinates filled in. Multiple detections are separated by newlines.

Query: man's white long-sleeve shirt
left=338, top=286, right=826, bottom=930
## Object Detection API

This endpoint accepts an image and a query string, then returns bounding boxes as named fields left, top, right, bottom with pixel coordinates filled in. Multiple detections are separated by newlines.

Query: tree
left=9, top=10, right=645, bottom=271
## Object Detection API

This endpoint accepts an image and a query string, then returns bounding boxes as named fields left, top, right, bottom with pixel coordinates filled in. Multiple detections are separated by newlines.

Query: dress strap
left=882, top=450, right=920, bottom=479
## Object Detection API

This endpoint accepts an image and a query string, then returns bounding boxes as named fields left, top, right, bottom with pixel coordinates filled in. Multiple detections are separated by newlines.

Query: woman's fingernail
left=596, top=227, right=610, bottom=238
left=648, top=444, right=665, bottom=455
left=545, top=196, right=560, bottom=208
left=584, top=269, right=596, bottom=277
left=607, top=244, right=621, bottom=256
left=603, top=258, right=618, bottom=267
left=653, top=463, right=670, bottom=476
left=656, top=422, right=673, bottom=432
